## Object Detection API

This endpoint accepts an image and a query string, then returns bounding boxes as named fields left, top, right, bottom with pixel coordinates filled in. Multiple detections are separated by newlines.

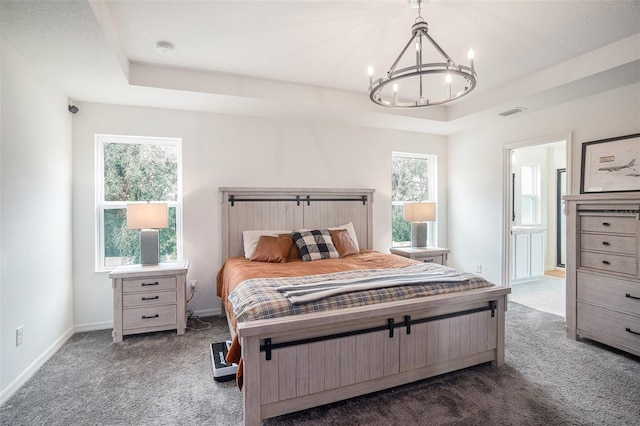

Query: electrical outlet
left=189, top=280, right=198, bottom=292
left=16, top=326, right=24, bottom=347
left=476, top=264, right=482, bottom=274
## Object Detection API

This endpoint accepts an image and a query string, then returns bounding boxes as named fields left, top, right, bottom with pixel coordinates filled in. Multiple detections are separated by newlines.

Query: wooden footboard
left=238, top=286, right=509, bottom=425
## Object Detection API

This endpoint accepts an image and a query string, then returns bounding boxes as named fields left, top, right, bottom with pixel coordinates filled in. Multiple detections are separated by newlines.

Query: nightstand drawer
left=123, top=276, right=176, bottom=293
left=390, top=247, right=449, bottom=266
left=580, top=215, right=636, bottom=234
left=123, top=290, right=177, bottom=308
left=123, top=305, right=177, bottom=330
left=580, top=251, right=637, bottom=276
left=580, top=233, right=637, bottom=255
left=418, top=255, right=444, bottom=265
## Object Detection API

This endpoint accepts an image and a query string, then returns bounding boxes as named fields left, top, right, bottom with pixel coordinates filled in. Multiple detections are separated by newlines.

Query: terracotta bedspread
left=216, top=251, right=445, bottom=387
left=217, top=251, right=416, bottom=330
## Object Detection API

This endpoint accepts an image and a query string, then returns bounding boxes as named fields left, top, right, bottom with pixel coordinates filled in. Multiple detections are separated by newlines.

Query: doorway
left=506, top=140, right=566, bottom=317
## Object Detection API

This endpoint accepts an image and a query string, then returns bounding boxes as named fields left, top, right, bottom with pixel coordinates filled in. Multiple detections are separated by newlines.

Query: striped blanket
left=228, top=262, right=493, bottom=323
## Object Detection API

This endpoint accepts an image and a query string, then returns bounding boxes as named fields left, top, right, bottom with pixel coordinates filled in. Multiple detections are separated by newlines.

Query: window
left=520, top=163, right=539, bottom=225
left=392, top=152, right=437, bottom=246
left=96, top=135, right=183, bottom=270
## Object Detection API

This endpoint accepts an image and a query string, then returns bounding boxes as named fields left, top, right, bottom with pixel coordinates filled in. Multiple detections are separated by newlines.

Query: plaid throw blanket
left=228, top=263, right=493, bottom=323
left=279, top=265, right=470, bottom=304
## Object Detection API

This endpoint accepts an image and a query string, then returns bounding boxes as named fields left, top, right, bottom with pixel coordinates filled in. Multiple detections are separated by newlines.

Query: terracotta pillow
left=329, top=229, right=359, bottom=257
left=250, top=235, right=294, bottom=263
left=279, top=233, right=301, bottom=261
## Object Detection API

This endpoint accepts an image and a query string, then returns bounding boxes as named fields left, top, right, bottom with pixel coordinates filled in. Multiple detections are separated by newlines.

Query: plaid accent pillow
left=292, top=229, right=340, bottom=262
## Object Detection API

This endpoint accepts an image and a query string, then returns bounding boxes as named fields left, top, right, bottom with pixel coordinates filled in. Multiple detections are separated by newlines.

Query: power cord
left=186, top=309, right=212, bottom=331
left=187, top=287, right=195, bottom=303
left=185, top=283, right=212, bottom=331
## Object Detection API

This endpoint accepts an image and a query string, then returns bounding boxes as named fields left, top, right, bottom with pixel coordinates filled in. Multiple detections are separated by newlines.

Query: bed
left=217, top=187, right=510, bottom=426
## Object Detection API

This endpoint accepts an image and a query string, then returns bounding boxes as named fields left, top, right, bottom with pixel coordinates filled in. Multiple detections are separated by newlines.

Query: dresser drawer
left=123, top=290, right=177, bottom=308
left=580, top=233, right=637, bottom=255
left=580, top=215, right=636, bottom=234
left=577, top=302, right=640, bottom=353
left=580, top=251, right=637, bottom=276
left=577, top=271, right=640, bottom=314
left=123, top=276, right=176, bottom=293
left=123, top=305, right=177, bottom=330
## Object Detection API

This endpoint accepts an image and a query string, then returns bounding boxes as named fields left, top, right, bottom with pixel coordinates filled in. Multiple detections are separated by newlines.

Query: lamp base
left=411, top=222, right=428, bottom=248
left=140, top=229, right=160, bottom=265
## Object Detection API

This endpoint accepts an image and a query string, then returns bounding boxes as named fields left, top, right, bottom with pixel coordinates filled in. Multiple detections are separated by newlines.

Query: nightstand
left=109, top=261, right=189, bottom=343
left=390, top=247, right=450, bottom=265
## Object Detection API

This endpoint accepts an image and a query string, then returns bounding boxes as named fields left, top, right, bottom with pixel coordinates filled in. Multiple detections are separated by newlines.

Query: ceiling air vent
left=498, top=107, right=525, bottom=117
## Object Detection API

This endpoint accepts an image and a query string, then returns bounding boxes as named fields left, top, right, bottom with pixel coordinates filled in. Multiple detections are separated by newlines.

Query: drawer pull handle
left=142, top=314, right=159, bottom=319
left=602, top=260, right=610, bottom=265
left=602, top=241, right=610, bottom=246
left=626, top=328, right=640, bottom=337
left=423, top=259, right=434, bottom=263
left=625, top=293, right=640, bottom=300
left=141, top=296, right=159, bottom=301
left=141, top=282, right=159, bottom=287
left=602, top=222, right=610, bottom=227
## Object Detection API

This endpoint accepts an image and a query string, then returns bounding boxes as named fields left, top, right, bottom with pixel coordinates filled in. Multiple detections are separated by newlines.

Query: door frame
left=556, top=168, right=567, bottom=268
left=501, top=132, right=573, bottom=287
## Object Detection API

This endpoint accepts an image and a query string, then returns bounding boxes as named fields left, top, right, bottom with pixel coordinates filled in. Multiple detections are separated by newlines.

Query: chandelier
left=367, top=0, right=477, bottom=107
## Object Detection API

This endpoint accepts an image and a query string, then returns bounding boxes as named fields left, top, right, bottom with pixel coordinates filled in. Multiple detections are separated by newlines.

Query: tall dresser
left=564, top=193, right=640, bottom=356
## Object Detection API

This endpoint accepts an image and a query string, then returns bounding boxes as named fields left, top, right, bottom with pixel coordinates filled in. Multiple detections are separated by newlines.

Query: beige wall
left=0, top=38, right=73, bottom=400
left=71, top=103, right=448, bottom=328
left=448, top=82, right=640, bottom=284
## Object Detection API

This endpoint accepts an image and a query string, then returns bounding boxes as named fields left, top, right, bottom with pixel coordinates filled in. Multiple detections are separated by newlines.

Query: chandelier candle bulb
left=393, top=83, right=399, bottom=105
left=468, top=48, right=475, bottom=70
left=367, top=65, right=374, bottom=85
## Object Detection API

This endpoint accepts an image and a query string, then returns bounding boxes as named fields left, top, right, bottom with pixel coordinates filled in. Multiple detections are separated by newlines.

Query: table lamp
left=403, top=202, right=436, bottom=248
left=126, top=202, right=168, bottom=265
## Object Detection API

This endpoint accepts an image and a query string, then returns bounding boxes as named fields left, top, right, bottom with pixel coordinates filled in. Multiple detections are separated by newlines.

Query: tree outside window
left=96, top=135, right=182, bottom=270
left=392, top=153, right=436, bottom=246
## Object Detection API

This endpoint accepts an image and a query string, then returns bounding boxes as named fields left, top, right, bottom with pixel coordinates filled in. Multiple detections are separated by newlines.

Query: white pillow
left=327, top=222, right=360, bottom=252
left=242, top=230, right=291, bottom=259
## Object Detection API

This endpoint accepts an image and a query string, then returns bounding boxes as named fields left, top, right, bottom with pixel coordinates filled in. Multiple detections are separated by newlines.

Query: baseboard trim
left=1, top=308, right=223, bottom=406
left=74, top=320, right=113, bottom=333
left=191, top=308, right=222, bottom=318
left=0, top=325, right=75, bottom=406
left=74, top=311, right=223, bottom=332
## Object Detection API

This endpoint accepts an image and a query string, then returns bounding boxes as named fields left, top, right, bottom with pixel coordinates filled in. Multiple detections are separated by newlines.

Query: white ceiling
left=1, top=0, right=639, bottom=135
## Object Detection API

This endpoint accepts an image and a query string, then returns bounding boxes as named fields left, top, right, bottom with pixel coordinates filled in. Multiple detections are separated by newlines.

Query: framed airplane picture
left=580, top=133, right=640, bottom=193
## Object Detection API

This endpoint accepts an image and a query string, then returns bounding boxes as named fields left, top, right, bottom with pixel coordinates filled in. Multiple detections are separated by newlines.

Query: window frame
left=391, top=151, right=438, bottom=247
left=95, top=134, right=183, bottom=271
left=520, top=162, right=540, bottom=225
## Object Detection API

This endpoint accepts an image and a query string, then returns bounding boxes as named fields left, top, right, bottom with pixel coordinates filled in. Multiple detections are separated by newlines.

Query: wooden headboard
left=219, top=187, right=374, bottom=261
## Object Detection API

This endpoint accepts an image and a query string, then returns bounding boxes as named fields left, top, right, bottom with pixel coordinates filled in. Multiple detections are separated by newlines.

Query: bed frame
left=219, top=187, right=510, bottom=426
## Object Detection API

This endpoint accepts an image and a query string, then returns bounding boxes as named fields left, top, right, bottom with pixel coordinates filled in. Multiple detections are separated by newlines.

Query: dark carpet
left=1, top=303, right=639, bottom=426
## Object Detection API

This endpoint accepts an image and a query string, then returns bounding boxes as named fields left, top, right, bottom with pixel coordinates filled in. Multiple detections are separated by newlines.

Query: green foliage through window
left=103, top=207, right=178, bottom=266
left=392, top=154, right=435, bottom=246
left=97, top=136, right=182, bottom=269
left=104, top=143, right=178, bottom=202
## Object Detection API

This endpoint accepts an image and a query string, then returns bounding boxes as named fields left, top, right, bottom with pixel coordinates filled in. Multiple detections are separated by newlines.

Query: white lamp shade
left=126, top=203, right=169, bottom=229
left=403, top=202, right=436, bottom=222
